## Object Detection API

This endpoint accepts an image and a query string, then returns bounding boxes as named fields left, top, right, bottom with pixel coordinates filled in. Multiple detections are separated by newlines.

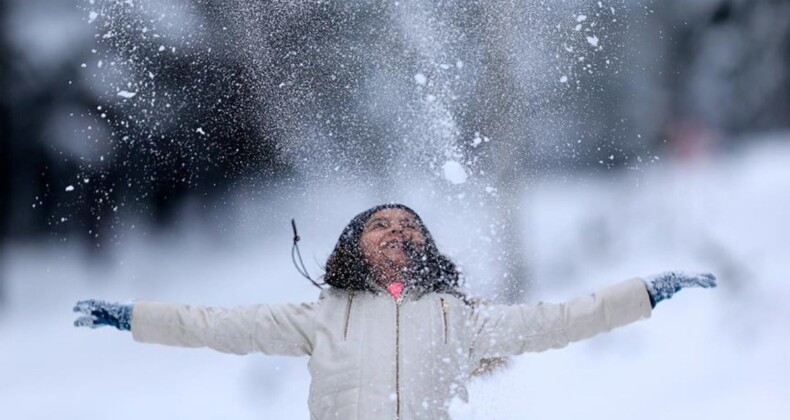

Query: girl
left=74, top=203, right=716, bottom=419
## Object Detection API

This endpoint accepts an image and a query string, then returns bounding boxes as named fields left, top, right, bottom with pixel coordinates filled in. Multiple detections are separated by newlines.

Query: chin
left=380, top=256, right=408, bottom=269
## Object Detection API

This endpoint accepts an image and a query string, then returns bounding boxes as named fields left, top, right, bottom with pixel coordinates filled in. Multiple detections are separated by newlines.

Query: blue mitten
left=73, top=299, right=133, bottom=331
left=644, top=271, right=717, bottom=308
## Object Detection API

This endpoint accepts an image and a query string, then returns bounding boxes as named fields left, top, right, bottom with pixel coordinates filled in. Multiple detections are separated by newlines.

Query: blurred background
left=1, top=0, right=788, bottom=418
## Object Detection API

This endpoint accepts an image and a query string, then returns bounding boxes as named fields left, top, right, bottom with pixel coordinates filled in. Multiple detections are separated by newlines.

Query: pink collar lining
left=386, top=282, right=405, bottom=300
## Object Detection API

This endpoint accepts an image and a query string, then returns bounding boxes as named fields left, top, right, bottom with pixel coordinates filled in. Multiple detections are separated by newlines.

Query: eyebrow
left=364, top=217, right=388, bottom=227
left=364, top=216, right=418, bottom=227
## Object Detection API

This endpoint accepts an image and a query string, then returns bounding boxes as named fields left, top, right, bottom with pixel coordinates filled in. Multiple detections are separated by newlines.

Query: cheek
left=360, top=234, right=381, bottom=257
left=410, top=232, right=426, bottom=245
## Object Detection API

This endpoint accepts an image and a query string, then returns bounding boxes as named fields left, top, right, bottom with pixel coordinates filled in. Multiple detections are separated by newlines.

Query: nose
left=388, top=228, right=406, bottom=240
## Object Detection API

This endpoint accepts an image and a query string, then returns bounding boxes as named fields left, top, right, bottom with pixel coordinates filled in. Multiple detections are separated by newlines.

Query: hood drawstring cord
left=291, top=219, right=324, bottom=289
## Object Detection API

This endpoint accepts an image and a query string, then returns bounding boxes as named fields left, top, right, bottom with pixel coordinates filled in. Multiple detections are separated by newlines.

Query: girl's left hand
left=644, top=271, right=717, bottom=307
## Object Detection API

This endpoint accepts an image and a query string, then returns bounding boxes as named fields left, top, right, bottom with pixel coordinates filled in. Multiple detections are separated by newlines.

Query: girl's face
left=359, top=208, right=426, bottom=273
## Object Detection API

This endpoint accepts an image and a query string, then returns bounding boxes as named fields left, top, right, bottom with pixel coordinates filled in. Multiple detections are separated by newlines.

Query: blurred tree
left=85, top=0, right=290, bottom=230
left=448, top=0, right=638, bottom=300
left=656, top=0, right=790, bottom=151
left=453, top=0, right=534, bottom=302
left=0, top=0, right=292, bottom=250
left=0, top=0, right=8, bottom=302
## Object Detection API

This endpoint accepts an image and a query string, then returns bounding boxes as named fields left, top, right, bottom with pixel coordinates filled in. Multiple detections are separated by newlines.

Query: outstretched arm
left=471, top=278, right=651, bottom=359
left=471, top=272, right=716, bottom=360
left=73, top=299, right=319, bottom=357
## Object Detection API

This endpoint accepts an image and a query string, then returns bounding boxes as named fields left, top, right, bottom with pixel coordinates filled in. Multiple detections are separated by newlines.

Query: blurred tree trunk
left=469, top=1, right=533, bottom=303
left=0, top=0, right=9, bottom=304
left=656, top=0, right=790, bottom=146
left=478, top=64, right=532, bottom=304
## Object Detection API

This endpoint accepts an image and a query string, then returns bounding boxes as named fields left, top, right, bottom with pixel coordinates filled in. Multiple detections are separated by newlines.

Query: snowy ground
left=1, top=137, right=789, bottom=419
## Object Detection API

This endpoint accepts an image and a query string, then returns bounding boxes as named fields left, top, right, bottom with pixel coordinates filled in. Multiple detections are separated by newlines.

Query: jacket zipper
left=440, top=297, right=449, bottom=344
left=343, top=292, right=354, bottom=341
left=395, top=296, right=403, bottom=419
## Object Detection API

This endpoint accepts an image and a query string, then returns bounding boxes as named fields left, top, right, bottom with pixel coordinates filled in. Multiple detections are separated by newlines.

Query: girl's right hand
left=73, top=299, right=133, bottom=331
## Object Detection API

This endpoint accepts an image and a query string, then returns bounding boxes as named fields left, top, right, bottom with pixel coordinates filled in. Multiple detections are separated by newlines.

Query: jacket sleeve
left=469, top=278, right=652, bottom=360
left=130, top=300, right=318, bottom=356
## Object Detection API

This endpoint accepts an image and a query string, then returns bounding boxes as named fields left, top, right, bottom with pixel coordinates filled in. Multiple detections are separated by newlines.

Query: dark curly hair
left=323, top=204, right=463, bottom=294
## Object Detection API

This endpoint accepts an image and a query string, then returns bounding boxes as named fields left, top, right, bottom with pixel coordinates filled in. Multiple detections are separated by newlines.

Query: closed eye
left=366, top=218, right=389, bottom=230
left=400, top=219, right=419, bottom=230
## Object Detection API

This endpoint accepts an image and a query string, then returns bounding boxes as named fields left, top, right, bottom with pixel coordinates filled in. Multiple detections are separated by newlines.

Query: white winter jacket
left=131, top=278, right=652, bottom=419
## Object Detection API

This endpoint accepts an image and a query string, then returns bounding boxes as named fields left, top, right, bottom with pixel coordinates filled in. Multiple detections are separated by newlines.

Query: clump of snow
left=442, top=160, right=468, bottom=185
left=65, top=185, right=75, bottom=192
left=471, top=133, right=490, bottom=148
left=414, top=73, right=427, bottom=85
left=117, top=90, right=137, bottom=99
left=586, top=35, right=599, bottom=47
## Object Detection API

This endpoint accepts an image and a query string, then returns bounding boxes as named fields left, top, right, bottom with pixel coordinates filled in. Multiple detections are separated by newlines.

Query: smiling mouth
left=381, top=239, right=405, bottom=250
